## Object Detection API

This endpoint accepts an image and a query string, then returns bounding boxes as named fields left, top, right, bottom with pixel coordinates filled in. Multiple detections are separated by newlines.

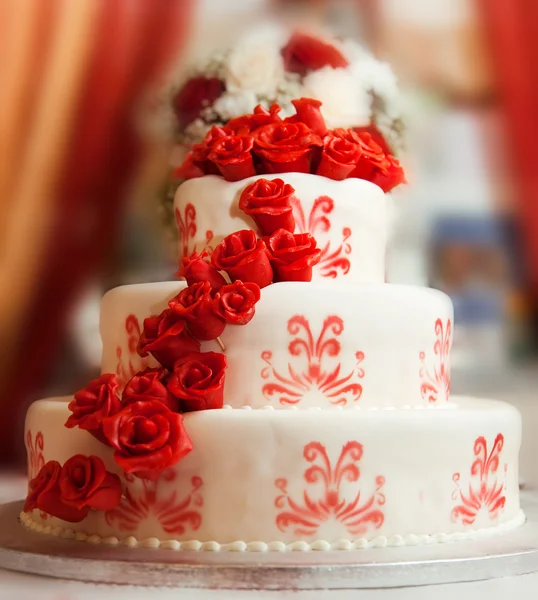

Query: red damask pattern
left=261, top=315, right=365, bottom=406
left=292, top=196, right=352, bottom=278
left=175, top=202, right=214, bottom=260
left=116, top=314, right=149, bottom=388
left=26, top=430, right=45, bottom=480
left=105, top=470, right=203, bottom=535
left=419, top=318, right=451, bottom=403
left=452, top=434, right=507, bottom=525
left=26, top=429, right=48, bottom=519
left=275, top=441, right=385, bottom=536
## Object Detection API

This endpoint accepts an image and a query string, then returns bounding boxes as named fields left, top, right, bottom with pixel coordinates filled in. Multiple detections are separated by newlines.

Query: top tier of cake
left=174, top=173, right=387, bottom=283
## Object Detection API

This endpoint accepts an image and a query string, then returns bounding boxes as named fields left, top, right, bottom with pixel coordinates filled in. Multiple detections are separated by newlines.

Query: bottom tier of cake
left=22, top=397, right=523, bottom=551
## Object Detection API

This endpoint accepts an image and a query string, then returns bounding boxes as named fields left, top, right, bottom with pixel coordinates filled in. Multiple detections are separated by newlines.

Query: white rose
left=213, top=91, right=259, bottom=121
left=224, top=39, right=284, bottom=98
left=302, top=67, right=371, bottom=129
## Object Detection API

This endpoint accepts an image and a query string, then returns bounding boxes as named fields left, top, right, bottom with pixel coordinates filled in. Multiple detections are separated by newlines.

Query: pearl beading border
left=20, top=510, right=525, bottom=553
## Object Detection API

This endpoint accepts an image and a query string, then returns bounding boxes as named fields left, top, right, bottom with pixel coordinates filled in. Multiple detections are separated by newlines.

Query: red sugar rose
left=59, top=455, right=122, bottom=511
left=137, top=309, right=200, bottom=370
left=168, top=281, right=226, bottom=341
left=211, top=229, right=273, bottom=288
left=370, top=154, right=406, bottom=193
left=208, top=134, right=256, bottom=181
left=212, top=280, right=261, bottom=325
left=285, top=98, right=328, bottom=137
left=173, top=76, right=225, bottom=128
left=282, top=33, right=349, bottom=76
left=347, top=130, right=390, bottom=181
left=168, top=351, right=227, bottom=412
left=65, top=374, right=121, bottom=444
left=101, top=400, right=193, bottom=480
left=227, top=103, right=282, bottom=135
left=265, top=229, right=321, bottom=282
left=123, top=367, right=177, bottom=412
left=253, top=121, right=322, bottom=174
left=176, top=251, right=227, bottom=291
left=316, top=131, right=363, bottom=180
left=238, top=178, right=296, bottom=236
left=175, top=126, right=230, bottom=179
left=24, top=461, right=90, bottom=523
left=353, top=124, right=392, bottom=155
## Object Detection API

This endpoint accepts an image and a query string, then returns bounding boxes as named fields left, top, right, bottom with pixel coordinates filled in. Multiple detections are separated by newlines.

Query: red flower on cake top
left=175, top=98, right=405, bottom=192
left=282, top=32, right=349, bottom=76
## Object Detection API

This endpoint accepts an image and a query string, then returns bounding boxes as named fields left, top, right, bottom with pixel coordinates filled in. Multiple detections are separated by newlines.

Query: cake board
left=0, top=492, right=538, bottom=590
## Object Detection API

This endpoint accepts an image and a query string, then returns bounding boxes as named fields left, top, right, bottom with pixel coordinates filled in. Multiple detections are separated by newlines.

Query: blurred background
left=1, top=0, right=538, bottom=470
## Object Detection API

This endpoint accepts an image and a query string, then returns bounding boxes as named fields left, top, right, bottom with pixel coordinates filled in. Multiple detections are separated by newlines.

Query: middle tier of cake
left=101, top=282, right=453, bottom=409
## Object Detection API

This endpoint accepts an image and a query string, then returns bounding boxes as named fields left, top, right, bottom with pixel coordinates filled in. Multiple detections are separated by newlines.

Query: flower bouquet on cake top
left=21, top=86, right=524, bottom=554
left=159, top=25, right=406, bottom=239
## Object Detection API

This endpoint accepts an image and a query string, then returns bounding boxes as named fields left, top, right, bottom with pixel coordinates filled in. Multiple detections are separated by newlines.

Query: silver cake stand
left=1, top=492, right=538, bottom=590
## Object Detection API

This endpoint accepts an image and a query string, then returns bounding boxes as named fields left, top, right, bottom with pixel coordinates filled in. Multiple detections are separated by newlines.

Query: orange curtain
left=478, top=0, right=538, bottom=303
left=0, top=0, right=192, bottom=463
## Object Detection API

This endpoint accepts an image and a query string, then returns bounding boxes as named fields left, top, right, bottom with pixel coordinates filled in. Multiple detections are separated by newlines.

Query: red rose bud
left=211, top=229, right=273, bottom=288
left=227, top=103, right=282, bottom=135
left=347, top=130, right=389, bottom=181
left=176, top=251, right=227, bottom=291
left=168, top=281, right=226, bottom=341
left=59, top=455, right=122, bottom=511
left=285, top=98, right=328, bottom=137
left=238, top=178, right=296, bottom=235
left=65, top=373, right=122, bottom=444
left=316, top=132, right=363, bottom=180
left=173, top=76, right=225, bottom=128
left=265, top=229, right=321, bottom=282
left=282, top=33, right=349, bottom=76
left=123, top=367, right=177, bottom=411
left=101, top=400, right=193, bottom=480
left=137, top=309, right=200, bottom=369
left=253, top=122, right=322, bottom=174
left=24, top=461, right=89, bottom=522
left=370, top=154, right=406, bottom=193
left=168, top=351, right=227, bottom=412
left=208, top=134, right=256, bottom=182
left=212, top=280, right=261, bottom=325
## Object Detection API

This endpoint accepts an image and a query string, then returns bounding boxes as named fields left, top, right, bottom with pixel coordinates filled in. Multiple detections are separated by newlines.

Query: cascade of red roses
left=24, top=98, right=407, bottom=523
left=175, top=98, right=406, bottom=193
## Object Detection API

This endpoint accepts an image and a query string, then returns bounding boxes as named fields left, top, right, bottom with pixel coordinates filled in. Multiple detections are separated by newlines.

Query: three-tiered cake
left=21, top=101, right=523, bottom=551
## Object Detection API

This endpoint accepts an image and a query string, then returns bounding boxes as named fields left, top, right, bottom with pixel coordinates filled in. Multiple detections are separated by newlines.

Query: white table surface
left=1, top=377, right=537, bottom=599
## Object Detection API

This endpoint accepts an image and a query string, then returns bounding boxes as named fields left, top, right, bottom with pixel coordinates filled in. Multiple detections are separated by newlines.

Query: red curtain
left=478, top=0, right=538, bottom=302
left=0, top=0, right=193, bottom=463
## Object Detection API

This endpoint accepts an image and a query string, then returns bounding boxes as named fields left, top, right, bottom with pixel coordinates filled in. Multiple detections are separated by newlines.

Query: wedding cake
left=21, top=99, right=524, bottom=552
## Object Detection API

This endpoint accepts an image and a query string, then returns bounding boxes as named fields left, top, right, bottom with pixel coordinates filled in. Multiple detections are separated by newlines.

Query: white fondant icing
left=24, top=397, right=522, bottom=549
left=173, top=174, right=387, bottom=283
left=101, top=282, right=453, bottom=408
